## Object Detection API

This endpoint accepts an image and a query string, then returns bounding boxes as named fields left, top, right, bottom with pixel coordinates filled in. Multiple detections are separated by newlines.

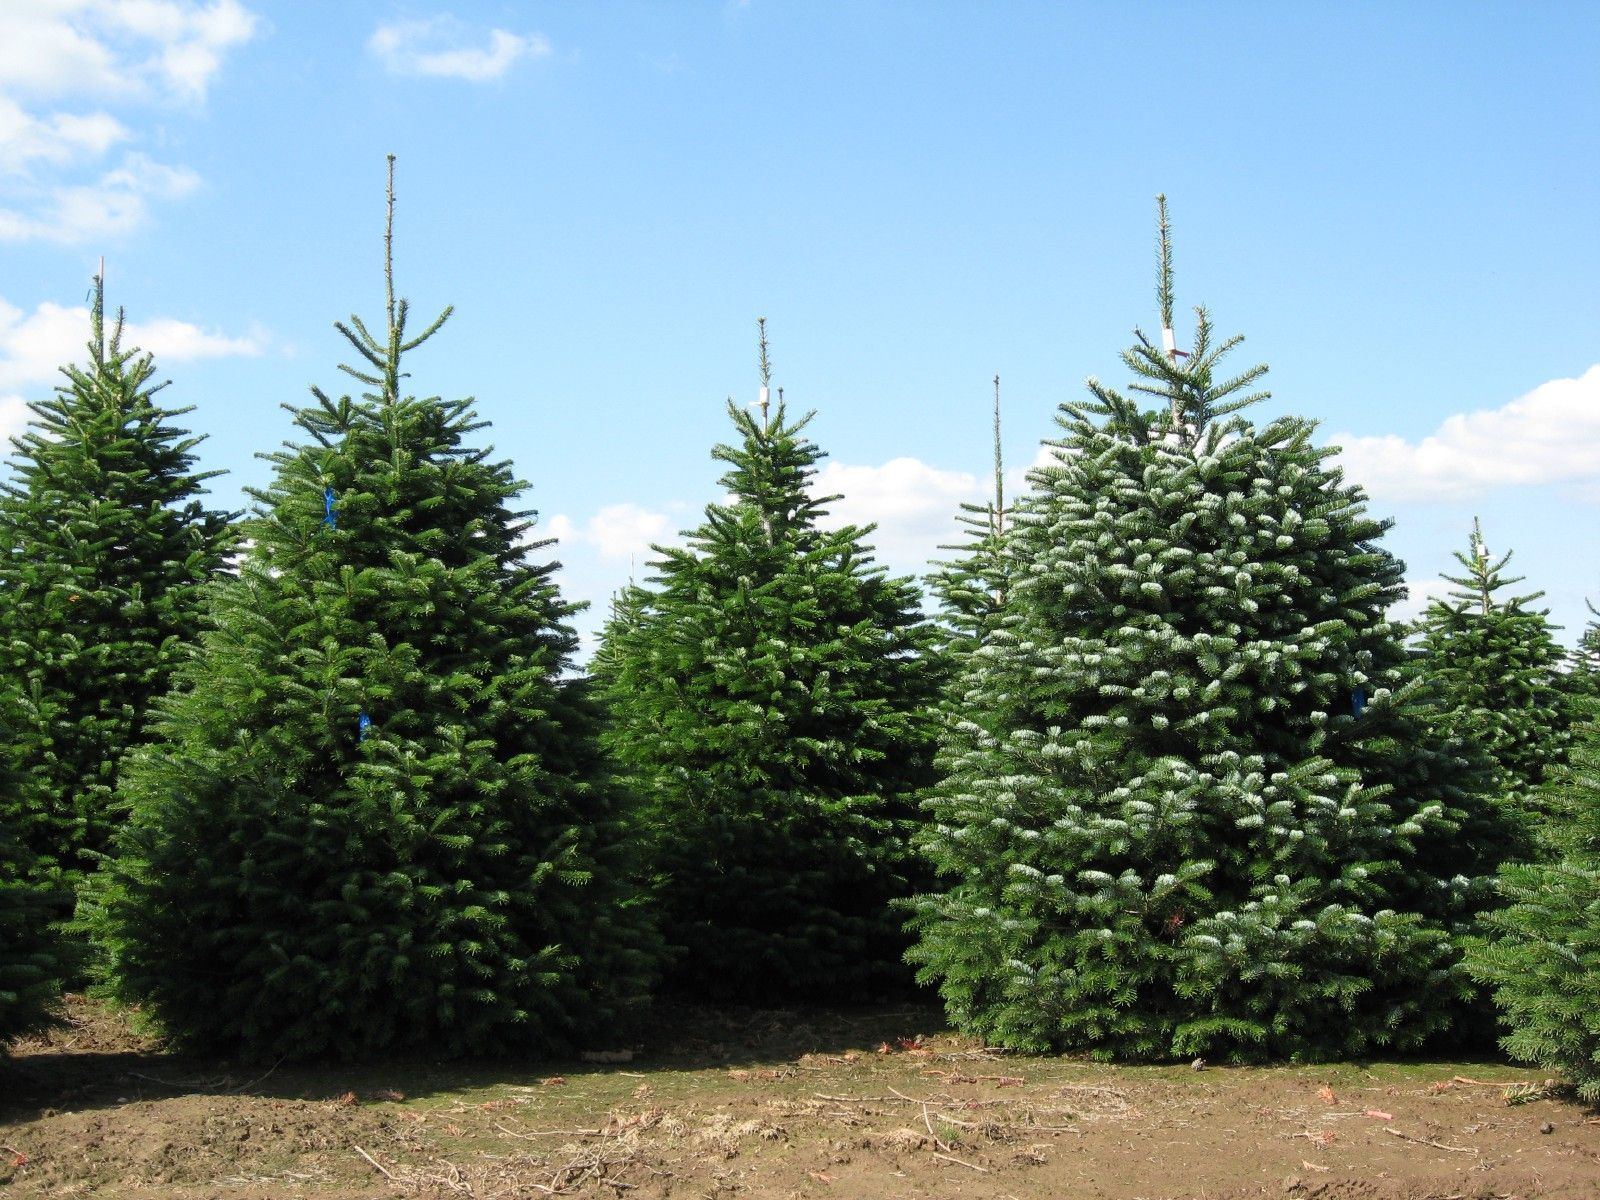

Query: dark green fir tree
left=926, top=375, right=1012, bottom=657
left=594, top=320, right=943, bottom=1002
left=1, top=696, right=70, bottom=1044
left=0, top=280, right=236, bottom=882
left=92, top=161, right=654, bottom=1061
left=907, top=198, right=1508, bottom=1062
left=1465, top=695, right=1600, bottom=1100
left=1416, top=520, right=1574, bottom=832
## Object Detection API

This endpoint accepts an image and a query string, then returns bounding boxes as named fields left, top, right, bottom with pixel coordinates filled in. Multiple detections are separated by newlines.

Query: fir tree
left=1415, top=520, right=1573, bottom=832
left=92, top=160, right=654, bottom=1061
left=927, top=375, right=1012, bottom=656
left=1465, top=696, right=1600, bottom=1100
left=907, top=198, right=1506, bottom=1062
left=1, top=696, right=69, bottom=1043
left=595, top=320, right=943, bottom=1002
left=0, top=280, right=236, bottom=881
left=1565, top=602, right=1600, bottom=699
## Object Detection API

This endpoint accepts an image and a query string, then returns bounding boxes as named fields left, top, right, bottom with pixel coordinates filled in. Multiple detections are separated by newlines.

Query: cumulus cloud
left=814, top=456, right=985, bottom=573
left=0, top=393, right=30, bottom=444
left=0, top=1, right=257, bottom=242
left=0, top=294, right=262, bottom=393
left=0, top=0, right=258, bottom=102
left=369, top=17, right=550, bottom=82
left=1387, top=578, right=1455, bottom=627
left=0, top=152, right=199, bottom=243
left=542, top=503, right=682, bottom=565
left=1331, top=364, right=1600, bottom=503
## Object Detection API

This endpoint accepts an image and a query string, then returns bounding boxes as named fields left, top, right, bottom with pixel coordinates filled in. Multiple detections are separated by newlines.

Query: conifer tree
left=907, top=198, right=1507, bottom=1062
left=1465, top=697, right=1600, bottom=1100
left=927, top=375, right=1011, bottom=656
left=1, top=698, right=69, bottom=1043
left=93, top=160, right=654, bottom=1061
left=0, top=281, right=235, bottom=881
left=595, top=321, right=942, bottom=1002
left=1565, top=603, right=1600, bottom=699
left=1415, top=521, right=1573, bottom=831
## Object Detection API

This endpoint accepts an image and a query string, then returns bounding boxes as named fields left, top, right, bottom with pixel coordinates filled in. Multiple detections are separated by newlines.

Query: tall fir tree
left=0, top=280, right=236, bottom=882
left=1465, top=695, right=1600, bottom=1100
left=594, top=320, right=943, bottom=1002
left=1415, top=520, right=1573, bottom=832
left=907, top=198, right=1509, bottom=1062
left=926, top=375, right=1012, bottom=657
left=92, top=161, right=655, bottom=1061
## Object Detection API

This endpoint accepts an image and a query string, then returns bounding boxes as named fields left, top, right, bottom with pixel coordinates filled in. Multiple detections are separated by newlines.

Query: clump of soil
left=5, top=998, right=1600, bottom=1199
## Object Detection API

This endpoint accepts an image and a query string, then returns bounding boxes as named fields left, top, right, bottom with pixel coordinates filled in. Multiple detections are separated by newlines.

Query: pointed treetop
left=325, top=155, right=452, bottom=412
left=385, top=153, right=397, bottom=339
left=1156, top=193, right=1174, bottom=336
left=991, top=374, right=1004, bottom=538
left=756, top=316, right=772, bottom=427
left=1441, top=517, right=1536, bottom=615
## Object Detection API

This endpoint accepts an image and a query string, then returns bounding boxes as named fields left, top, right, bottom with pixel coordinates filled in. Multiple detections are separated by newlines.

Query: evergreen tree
left=1465, top=696, right=1600, bottom=1100
left=926, top=375, right=1012, bottom=656
left=1565, top=602, right=1600, bottom=699
left=0, top=281, right=235, bottom=881
left=1415, top=520, right=1573, bottom=831
left=907, top=198, right=1506, bottom=1062
left=92, top=161, right=654, bottom=1061
left=595, top=320, right=943, bottom=1002
left=1, top=696, right=69, bottom=1044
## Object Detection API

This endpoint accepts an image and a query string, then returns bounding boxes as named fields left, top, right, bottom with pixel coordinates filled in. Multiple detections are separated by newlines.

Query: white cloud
left=1331, top=364, right=1600, bottom=503
left=0, top=294, right=262, bottom=392
left=0, top=151, right=200, bottom=243
left=543, top=503, right=681, bottom=564
left=0, top=96, right=127, bottom=173
left=1387, top=578, right=1454, bottom=627
left=0, top=1, right=257, bottom=242
left=369, top=17, right=550, bottom=82
left=0, top=0, right=258, bottom=101
left=0, top=393, right=30, bottom=444
left=815, top=456, right=985, bottom=573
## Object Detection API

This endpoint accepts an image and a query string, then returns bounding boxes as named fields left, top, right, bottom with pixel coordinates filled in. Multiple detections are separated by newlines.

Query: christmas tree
left=1415, top=520, right=1573, bottom=832
left=1465, top=696, right=1600, bottom=1100
left=594, top=320, right=942, bottom=1002
left=926, top=375, right=1012, bottom=657
left=1, top=696, right=69, bottom=1043
left=0, top=280, right=235, bottom=882
left=906, top=198, right=1502, bottom=1061
left=93, top=160, right=655, bottom=1061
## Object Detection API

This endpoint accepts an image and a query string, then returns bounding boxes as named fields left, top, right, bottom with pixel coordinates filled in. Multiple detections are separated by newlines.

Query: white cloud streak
left=1332, top=364, right=1600, bottom=503
left=369, top=17, right=550, bottom=82
left=0, top=1, right=257, bottom=243
left=0, top=294, right=262, bottom=393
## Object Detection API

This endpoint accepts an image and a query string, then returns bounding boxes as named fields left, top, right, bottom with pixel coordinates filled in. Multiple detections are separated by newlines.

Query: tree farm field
left=3, top=996, right=1597, bottom=1200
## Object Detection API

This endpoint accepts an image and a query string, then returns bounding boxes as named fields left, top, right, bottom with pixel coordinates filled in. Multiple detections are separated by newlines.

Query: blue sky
left=2, top=1, right=1597, bottom=655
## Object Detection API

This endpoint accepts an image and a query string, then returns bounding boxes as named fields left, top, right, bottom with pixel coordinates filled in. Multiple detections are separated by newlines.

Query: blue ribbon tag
left=1351, top=686, right=1367, bottom=717
left=324, top=486, right=337, bottom=528
left=358, top=711, right=371, bottom=741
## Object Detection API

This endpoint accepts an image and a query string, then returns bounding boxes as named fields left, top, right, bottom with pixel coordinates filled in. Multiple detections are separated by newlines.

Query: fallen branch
left=353, top=1144, right=399, bottom=1181
left=1382, top=1128, right=1478, bottom=1155
left=932, top=1150, right=988, bottom=1172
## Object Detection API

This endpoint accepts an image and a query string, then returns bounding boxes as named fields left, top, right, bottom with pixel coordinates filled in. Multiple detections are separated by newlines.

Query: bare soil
left=4, top=995, right=1598, bottom=1198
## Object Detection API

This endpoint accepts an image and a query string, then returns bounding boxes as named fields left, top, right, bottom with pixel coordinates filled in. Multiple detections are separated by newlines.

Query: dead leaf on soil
left=334, top=1091, right=359, bottom=1107
left=1317, top=1086, right=1337, bottom=1105
left=541, top=1076, right=567, bottom=1087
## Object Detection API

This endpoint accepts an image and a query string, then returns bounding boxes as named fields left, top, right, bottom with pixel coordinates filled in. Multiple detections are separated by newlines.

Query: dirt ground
left=3, top=996, right=1598, bottom=1199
